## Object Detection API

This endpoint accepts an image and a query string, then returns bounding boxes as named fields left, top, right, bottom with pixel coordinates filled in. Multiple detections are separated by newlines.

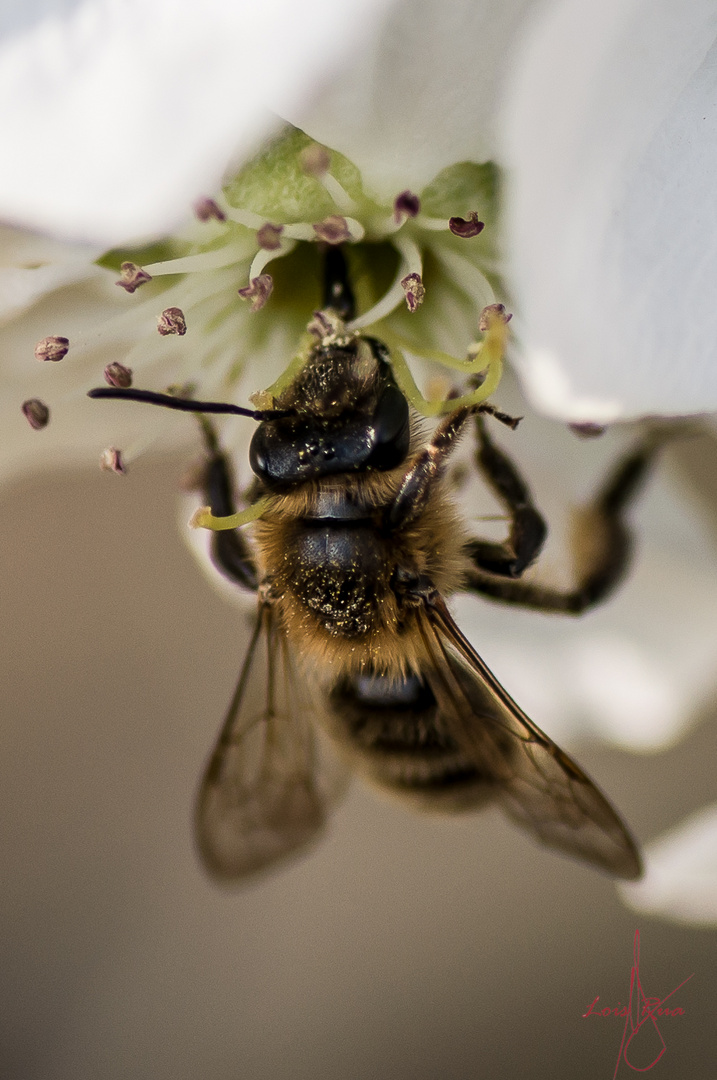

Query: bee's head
left=248, top=336, right=410, bottom=488
left=87, top=328, right=410, bottom=490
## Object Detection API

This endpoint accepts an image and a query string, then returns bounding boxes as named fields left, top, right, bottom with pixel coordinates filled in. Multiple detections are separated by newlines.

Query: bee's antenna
left=87, top=386, right=295, bottom=421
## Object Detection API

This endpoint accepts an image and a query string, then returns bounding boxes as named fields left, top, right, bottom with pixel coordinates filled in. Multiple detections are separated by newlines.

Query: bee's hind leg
left=464, top=427, right=661, bottom=614
left=196, top=418, right=259, bottom=592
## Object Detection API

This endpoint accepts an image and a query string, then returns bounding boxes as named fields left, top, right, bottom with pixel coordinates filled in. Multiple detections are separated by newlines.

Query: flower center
left=26, top=125, right=510, bottom=464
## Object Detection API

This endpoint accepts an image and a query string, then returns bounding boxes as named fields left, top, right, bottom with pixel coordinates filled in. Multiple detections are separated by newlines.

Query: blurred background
left=0, top=449, right=714, bottom=1080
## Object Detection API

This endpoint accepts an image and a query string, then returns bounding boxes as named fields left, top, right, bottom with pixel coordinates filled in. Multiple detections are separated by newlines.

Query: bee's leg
left=386, top=406, right=474, bottom=530
left=464, top=436, right=658, bottom=614
left=466, top=414, right=548, bottom=578
left=198, top=420, right=259, bottom=592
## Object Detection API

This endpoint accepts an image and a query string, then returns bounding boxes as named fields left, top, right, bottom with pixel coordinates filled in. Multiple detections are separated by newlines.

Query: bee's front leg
left=385, top=405, right=475, bottom=531
left=198, top=421, right=259, bottom=592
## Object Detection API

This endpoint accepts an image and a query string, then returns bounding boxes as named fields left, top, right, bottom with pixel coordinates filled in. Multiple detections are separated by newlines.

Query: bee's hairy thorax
left=251, top=473, right=470, bottom=677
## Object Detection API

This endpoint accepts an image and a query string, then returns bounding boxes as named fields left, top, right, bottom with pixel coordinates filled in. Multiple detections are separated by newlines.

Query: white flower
left=1, top=0, right=717, bottom=930
left=3, top=0, right=717, bottom=421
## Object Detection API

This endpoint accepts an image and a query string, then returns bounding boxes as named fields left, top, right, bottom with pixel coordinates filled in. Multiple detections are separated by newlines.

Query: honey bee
left=90, top=247, right=656, bottom=882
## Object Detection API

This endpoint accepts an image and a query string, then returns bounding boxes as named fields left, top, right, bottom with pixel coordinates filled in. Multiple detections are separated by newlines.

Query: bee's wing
left=416, top=592, right=642, bottom=880
left=196, top=604, right=347, bottom=881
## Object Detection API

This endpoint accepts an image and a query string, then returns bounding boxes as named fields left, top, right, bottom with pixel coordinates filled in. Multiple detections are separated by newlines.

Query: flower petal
left=620, top=804, right=717, bottom=925
left=0, top=224, right=102, bottom=320
left=278, top=0, right=539, bottom=200
left=0, top=0, right=394, bottom=244
left=501, top=0, right=717, bottom=420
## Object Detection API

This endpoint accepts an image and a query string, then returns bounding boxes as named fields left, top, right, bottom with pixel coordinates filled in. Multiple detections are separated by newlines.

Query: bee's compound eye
left=366, top=385, right=410, bottom=471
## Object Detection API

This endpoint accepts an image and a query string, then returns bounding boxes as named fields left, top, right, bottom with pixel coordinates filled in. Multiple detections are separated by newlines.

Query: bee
left=90, top=247, right=656, bottom=882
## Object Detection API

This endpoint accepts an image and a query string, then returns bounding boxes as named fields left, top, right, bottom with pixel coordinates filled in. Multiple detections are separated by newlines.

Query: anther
left=307, top=311, right=335, bottom=339
left=100, top=447, right=127, bottom=475
left=307, top=310, right=350, bottom=345
left=479, top=303, right=512, bottom=332
left=394, top=191, right=420, bottom=222
left=104, top=362, right=133, bottom=388
left=34, top=335, right=69, bottom=362
left=299, top=143, right=331, bottom=177
left=193, top=197, right=226, bottom=222
left=238, top=274, right=273, bottom=312
left=401, top=272, right=425, bottom=313
left=313, top=215, right=350, bottom=245
left=116, top=262, right=152, bottom=293
left=449, top=213, right=485, bottom=238
left=157, top=307, right=187, bottom=336
left=256, top=223, right=284, bottom=251
left=22, top=399, right=50, bottom=430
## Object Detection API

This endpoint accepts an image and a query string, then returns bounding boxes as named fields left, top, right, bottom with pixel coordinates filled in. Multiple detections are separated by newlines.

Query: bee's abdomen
left=328, top=672, right=494, bottom=809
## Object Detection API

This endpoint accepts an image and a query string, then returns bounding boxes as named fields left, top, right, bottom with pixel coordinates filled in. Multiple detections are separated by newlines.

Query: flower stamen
left=298, top=143, right=331, bottom=177
left=394, top=191, right=421, bottom=223
left=313, top=215, right=351, bottom=245
left=256, top=223, right=284, bottom=251
left=194, top=197, right=226, bottom=222
left=157, top=307, right=187, bottom=336
left=35, top=336, right=69, bottom=362
left=348, top=234, right=423, bottom=330
left=448, top=213, right=485, bottom=238
left=401, top=272, right=425, bottom=313
left=22, top=399, right=50, bottom=429
left=238, top=274, right=274, bottom=311
left=100, top=447, right=127, bottom=474
left=116, top=262, right=152, bottom=292
left=316, top=172, right=358, bottom=215
left=104, top=362, right=133, bottom=388
left=144, top=244, right=253, bottom=276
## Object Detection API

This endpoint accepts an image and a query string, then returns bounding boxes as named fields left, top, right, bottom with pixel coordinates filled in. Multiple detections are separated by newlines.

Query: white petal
left=0, top=0, right=394, bottom=244
left=620, top=805, right=717, bottom=924
left=279, top=0, right=539, bottom=200
left=0, top=224, right=102, bottom=320
left=502, top=0, right=717, bottom=420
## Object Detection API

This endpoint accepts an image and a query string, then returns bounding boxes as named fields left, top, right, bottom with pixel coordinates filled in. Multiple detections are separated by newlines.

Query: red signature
left=582, top=930, right=693, bottom=1077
